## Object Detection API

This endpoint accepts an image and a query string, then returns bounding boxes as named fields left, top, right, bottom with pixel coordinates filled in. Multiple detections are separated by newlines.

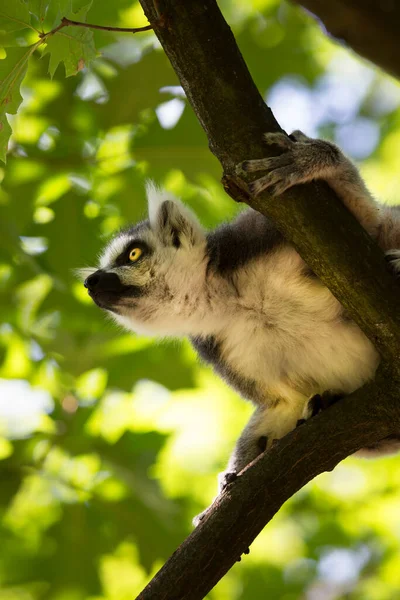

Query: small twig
left=39, top=15, right=161, bottom=40
left=61, top=16, right=155, bottom=33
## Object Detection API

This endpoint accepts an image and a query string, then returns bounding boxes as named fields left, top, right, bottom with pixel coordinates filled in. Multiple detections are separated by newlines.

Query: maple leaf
left=42, top=2, right=97, bottom=77
left=0, top=0, right=35, bottom=33
left=0, top=43, right=40, bottom=162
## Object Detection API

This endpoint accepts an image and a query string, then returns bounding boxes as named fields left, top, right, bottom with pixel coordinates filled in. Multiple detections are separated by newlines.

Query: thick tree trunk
left=134, top=1, right=400, bottom=598
left=293, top=0, right=400, bottom=79
left=139, top=0, right=400, bottom=364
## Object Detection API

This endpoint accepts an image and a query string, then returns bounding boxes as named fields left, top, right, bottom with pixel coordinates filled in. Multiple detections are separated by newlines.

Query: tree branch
left=39, top=15, right=160, bottom=40
left=131, top=0, right=400, bottom=597
left=137, top=379, right=400, bottom=600
left=140, top=0, right=400, bottom=367
left=292, top=0, right=400, bottom=80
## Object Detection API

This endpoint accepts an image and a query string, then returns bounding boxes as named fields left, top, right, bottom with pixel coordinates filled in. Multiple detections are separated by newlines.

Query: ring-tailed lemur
left=82, top=131, right=400, bottom=519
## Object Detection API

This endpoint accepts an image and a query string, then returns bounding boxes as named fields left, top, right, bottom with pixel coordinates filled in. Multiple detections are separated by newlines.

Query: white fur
left=100, top=234, right=132, bottom=269
left=215, top=248, right=378, bottom=400
left=146, top=181, right=204, bottom=245
left=111, top=237, right=210, bottom=336
left=146, top=180, right=174, bottom=229
left=74, top=267, right=97, bottom=281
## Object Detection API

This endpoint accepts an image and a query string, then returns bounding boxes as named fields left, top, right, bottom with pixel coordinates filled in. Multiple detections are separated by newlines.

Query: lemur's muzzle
left=84, top=270, right=124, bottom=293
left=85, top=270, right=143, bottom=312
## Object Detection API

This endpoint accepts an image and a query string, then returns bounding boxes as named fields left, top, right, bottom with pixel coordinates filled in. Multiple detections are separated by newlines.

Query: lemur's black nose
left=84, top=270, right=124, bottom=292
left=84, top=271, right=100, bottom=289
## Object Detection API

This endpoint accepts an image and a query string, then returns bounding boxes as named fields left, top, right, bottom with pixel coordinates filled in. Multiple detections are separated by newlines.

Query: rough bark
left=292, top=0, right=400, bottom=80
left=134, top=1, right=400, bottom=598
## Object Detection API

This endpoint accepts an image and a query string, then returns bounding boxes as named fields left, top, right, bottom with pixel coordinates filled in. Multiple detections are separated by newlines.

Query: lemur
left=82, top=130, right=400, bottom=517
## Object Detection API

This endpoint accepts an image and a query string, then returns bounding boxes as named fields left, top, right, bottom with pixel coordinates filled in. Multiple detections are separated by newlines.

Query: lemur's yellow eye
left=129, top=247, right=143, bottom=262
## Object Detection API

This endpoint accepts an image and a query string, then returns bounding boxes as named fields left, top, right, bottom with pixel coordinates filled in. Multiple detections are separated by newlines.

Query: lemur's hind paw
left=296, top=392, right=343, bottom=431
left=385, top=249, right=400, bottom=278
left=296, top=392, right=342, bottom=432
left=193, top=435, right=270, bottom=526
left=306, top=391, right=343, bottom=418
left=218, top=470, right=238, bottom=491
left=192, top=470, right=238, bottom=527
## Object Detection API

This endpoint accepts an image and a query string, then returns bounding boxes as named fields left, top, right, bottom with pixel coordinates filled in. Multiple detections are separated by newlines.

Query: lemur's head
left=82, top=183, right=207, bottom=335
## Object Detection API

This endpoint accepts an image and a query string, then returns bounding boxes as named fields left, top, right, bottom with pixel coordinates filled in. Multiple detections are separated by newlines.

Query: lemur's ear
left=146, top=181, right=204, bottom=248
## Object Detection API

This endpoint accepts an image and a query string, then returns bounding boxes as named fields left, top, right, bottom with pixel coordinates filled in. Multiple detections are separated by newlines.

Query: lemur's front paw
left=385, top=250, right=400, bottom=278
left=241, top=131, right=298, bottom=196
left=241, top=130, right=339, bottom=197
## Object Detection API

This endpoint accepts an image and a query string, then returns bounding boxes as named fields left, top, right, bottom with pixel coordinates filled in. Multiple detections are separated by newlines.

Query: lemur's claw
left=192, top=469, right=238, bottom=527
left=257, top=435, right=268, bottom=453
left=307, top=391, right=343, bottom=419
left=308, top=393, right=322, bottom=417
left=248, top=180, right=264, bottom=196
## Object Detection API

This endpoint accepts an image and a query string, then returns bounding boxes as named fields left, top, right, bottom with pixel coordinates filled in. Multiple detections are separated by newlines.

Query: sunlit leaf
left=0, top=44, right=40, bottom=162
left=16, top=274, right=53, bottom=333
left=42, top=4, right=97, bottom=77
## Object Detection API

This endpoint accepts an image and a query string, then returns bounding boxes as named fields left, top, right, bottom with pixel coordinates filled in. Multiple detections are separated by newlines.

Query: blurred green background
left=2, top=0, right=400, bottom=598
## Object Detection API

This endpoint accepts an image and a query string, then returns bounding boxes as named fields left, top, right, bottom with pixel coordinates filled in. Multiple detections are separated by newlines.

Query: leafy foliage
left=1, top=0, right=400, bottom=599
left=42, top=4, right=97, bottom=77
left=0, top=44, right=39, bottom=161
left=0, top=0, right=99, bottom=158
left=0, top=0, right=32, bottom=33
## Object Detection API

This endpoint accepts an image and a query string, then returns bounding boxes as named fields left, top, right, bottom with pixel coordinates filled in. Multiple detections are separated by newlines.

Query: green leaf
left=43, top=26, right=96, bottom=76
left=0, top=44, right=39, bottom=162
left=28, top=0, right=50, bottom=28
left=0, top=0, right=34, bottom=33
left=32, top=0, right=94, bottom=32
left=42, top=4, right=97, bottom=77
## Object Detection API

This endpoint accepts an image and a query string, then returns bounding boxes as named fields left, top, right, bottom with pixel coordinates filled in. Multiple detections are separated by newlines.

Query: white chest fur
left=212, top=247, right=380, bottom=404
